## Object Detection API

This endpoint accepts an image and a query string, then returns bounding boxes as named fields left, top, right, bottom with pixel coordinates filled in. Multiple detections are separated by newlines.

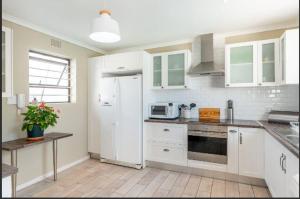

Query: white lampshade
left=89, top=11, right=120, bottom=43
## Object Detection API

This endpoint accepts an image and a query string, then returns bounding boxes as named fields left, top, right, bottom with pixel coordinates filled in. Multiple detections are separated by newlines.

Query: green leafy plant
left=21, top=102, right=60, bottom=131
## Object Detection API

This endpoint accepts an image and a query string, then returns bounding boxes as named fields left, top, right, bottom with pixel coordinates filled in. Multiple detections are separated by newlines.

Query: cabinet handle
left=280, top=153, right=284, bottom=168
left=117, top=66, right=125, bottom=70
left=226, top=84, right=230, bottom=87
left=229, top=130, right=237, bottom=133
left=184, top=85, right=187, bottom=88
left=282, top=154, right=287, bottom=174
left=163, top=129, right=170, bottom=132
left=163, top=149, right=170, bottom=152
left=161, top=86, right=164, bottom=89
left=239, top=133, right=242, bottom=144
left=258, top=83, right=262, bottom=86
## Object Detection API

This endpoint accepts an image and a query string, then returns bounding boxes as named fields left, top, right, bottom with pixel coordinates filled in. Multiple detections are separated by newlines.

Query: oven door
left=150, top=105, right=168, bottom=118
left=188, top=131, right=227, bottom=164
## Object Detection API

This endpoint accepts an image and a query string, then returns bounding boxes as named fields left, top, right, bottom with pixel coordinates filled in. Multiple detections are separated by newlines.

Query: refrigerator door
left=115, top=75, right=142, bottom=165
left=99, top=77, right=117, bottom=160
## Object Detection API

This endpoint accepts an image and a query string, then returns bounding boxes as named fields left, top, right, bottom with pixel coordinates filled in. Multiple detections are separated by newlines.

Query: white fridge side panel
left=116, top=75, right=143, bottom=164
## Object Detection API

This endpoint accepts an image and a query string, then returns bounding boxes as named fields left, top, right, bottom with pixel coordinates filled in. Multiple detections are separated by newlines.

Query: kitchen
left=2, top=0, right=299, bottom=198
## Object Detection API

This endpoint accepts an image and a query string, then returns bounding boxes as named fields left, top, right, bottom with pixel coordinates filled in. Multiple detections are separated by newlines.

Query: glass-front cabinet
left=225, top=39, right=280, bottom=87
left=151, top=50, right=190, bottom=89
left=2, top=26, right=13, bottom=97
left=225, top=42, right=257, bottom=87
left=257, top=39, right=279, bottom=86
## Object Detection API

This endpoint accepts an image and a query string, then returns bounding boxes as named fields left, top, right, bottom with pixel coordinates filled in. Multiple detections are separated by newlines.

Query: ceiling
left=3, top=0, right=299, bottom=52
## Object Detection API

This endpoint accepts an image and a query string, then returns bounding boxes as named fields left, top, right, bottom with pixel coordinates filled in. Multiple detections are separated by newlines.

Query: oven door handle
left=188, top=131, right=227, bottom=139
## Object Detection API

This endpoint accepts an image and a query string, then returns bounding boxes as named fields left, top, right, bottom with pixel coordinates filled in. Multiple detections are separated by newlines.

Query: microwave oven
left=149, top=103, right=179, bottom=119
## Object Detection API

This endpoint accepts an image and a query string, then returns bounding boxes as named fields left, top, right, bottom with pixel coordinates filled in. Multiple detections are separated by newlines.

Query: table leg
left=11, top=150, right=17, bottom=197
left=52, top=140, right=58, bottom=181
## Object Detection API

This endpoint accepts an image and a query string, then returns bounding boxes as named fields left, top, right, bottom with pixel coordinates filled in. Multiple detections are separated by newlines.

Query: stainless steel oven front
left=187, top=124, right=228, bottom=164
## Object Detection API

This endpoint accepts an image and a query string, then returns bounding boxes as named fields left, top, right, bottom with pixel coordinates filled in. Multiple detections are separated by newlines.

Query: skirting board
left=146, top=160, right=267, bottom=187
left=16, top=155, right=90, bottom=191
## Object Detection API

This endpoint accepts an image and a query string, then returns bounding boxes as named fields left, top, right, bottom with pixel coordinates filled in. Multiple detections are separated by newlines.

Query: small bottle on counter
left=227, top=100, right=234, bottom=121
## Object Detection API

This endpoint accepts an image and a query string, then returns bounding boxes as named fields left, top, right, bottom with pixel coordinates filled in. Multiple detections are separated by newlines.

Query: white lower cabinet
left=265, top=133, right=299, bottom=197
left=227, top=127, right=265, bottom=179
left=238, top=127, right=265, bottom=178
left=2, top=176, right=12, bottom=197
left=145, top=123, right=187, bottom=166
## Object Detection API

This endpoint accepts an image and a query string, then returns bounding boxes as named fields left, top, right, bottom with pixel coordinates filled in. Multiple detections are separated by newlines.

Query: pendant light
left=89, top=9, right=121, bottom=43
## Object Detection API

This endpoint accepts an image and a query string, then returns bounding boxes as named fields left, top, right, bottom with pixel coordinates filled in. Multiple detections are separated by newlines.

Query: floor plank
left=181, top=175, right=201, bottom=197
left=167, top=173, right=190, bottom=197
left=225, top=181, right=240, bottom=198
left=197, top=177, right=213, bottom=198
left=211, top=179, right=226, bottom=197
left=239, top=183, right=255, bottom=198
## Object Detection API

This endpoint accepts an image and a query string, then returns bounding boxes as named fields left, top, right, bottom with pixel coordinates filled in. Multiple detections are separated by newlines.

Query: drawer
left=147, top=142, right=187, bottom=166
left=147, top=123, right=187, bottom=144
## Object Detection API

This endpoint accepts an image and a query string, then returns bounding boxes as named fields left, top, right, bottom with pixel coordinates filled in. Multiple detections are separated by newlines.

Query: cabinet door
left=281, top=28, right=299, bottom=84
left=238, top=128, right=265, bottom=178
left=285, top=149, right=299, bottom=197
left=227, top=127, right=239, bottom=174
left=166, top=51, right=187, bottom=88
left=257, top=39, right=279, bottom=86
left=225, top=42, right=257, bottom=87
left=152, top=55, right=163, bottom=88
left=265, top=133, right=287, bottom=197
left=103, top=52, right=142, bottom=73
left=2, top=26, right=13, bottom=97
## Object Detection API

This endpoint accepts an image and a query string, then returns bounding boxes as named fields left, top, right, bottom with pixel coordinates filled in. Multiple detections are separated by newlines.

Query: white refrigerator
left=99, top=75, right=143, bottom=168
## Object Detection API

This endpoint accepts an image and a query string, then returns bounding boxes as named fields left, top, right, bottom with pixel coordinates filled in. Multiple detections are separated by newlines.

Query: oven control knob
left=163, top=149, right=170, bottom=152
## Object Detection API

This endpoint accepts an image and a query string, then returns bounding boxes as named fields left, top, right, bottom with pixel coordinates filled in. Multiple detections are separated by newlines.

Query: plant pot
left=27, top=124, right=44, bottom=141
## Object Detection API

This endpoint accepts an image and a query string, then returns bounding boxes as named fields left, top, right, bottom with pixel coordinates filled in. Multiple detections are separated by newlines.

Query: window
left=29, top=51, right=72, bottom=103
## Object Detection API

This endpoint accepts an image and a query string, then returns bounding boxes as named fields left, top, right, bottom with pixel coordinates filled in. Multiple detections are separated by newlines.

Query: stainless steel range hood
left=188, top=33, right=224, bottom=76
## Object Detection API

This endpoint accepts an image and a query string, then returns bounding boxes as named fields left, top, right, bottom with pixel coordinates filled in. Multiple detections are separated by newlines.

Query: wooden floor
left=18, top=159, right=271, bottom=198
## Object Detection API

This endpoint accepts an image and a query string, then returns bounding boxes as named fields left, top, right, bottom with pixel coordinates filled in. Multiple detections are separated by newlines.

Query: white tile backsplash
left=148, top=76, right=299, bottom=120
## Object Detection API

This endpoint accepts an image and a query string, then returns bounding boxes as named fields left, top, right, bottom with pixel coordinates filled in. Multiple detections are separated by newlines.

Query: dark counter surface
left=2, top=132, right=73, bottom=151
left=2, top=163, right=18, bottom=178
left=145, top=118, right=299, bottom=157
left=259, top=121, right=299, bottom=157
left=144, top=118, right=262, bottom=128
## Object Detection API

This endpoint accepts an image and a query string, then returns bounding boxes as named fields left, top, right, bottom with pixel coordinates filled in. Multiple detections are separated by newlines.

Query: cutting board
left=199, top=108, right=220, bottom=120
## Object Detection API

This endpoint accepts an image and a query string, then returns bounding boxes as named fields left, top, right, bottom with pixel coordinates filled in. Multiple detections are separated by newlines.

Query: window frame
left=28, top=50, right=72, bottom=103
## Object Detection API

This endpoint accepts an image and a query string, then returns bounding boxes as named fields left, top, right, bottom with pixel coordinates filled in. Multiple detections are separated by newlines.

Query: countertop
left=145, top=118, right=299, bottom=157
left=145, top=118, right=262, bottom=128
left=2, top=164, right=18, bottom=178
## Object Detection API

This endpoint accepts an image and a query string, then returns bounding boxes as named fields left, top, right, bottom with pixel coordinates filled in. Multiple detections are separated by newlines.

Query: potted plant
left=21, top=101, right=60, bottom=141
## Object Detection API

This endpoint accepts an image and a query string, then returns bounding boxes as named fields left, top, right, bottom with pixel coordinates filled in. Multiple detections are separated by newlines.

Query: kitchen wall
left=2, top=19, right=101, bottom=186
left=146, top=76, right=299, bottom=120
left=144, top=27, right=299, bottom=120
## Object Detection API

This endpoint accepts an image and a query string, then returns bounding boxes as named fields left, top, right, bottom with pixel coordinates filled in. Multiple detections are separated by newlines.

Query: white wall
left=146, top=75, right=299, bottom=120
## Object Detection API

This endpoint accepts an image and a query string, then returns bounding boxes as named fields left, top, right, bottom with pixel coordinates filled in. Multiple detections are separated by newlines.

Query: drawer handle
left=229, top=130, right=237, bottom=133
left=163, top=149, right=170, bottom=152
left=117, top=66, right=125, bottom=70
left=163, top=129, right=170, bottom=132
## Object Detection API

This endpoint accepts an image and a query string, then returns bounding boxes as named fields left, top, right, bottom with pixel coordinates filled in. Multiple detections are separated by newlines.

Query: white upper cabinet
left=225, top=39, right=280, bottom=87
left=225, top=42, right=258, bottom=87
left=2, top=26, right=13, bottom=97
left=102, top=51, right=144, bottom=73
left=257, top=39, right=280, bottom=86
left=280, top=28, right=299, bottom=84
left=151, top=50, right=191, bottom=89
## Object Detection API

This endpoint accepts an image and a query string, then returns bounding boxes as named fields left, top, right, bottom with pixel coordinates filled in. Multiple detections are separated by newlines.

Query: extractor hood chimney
left=188, top=33, right=224, bottom=76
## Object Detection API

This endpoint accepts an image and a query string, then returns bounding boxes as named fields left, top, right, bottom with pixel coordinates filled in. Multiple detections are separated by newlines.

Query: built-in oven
left=187, top=124, right=227, bottom=164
